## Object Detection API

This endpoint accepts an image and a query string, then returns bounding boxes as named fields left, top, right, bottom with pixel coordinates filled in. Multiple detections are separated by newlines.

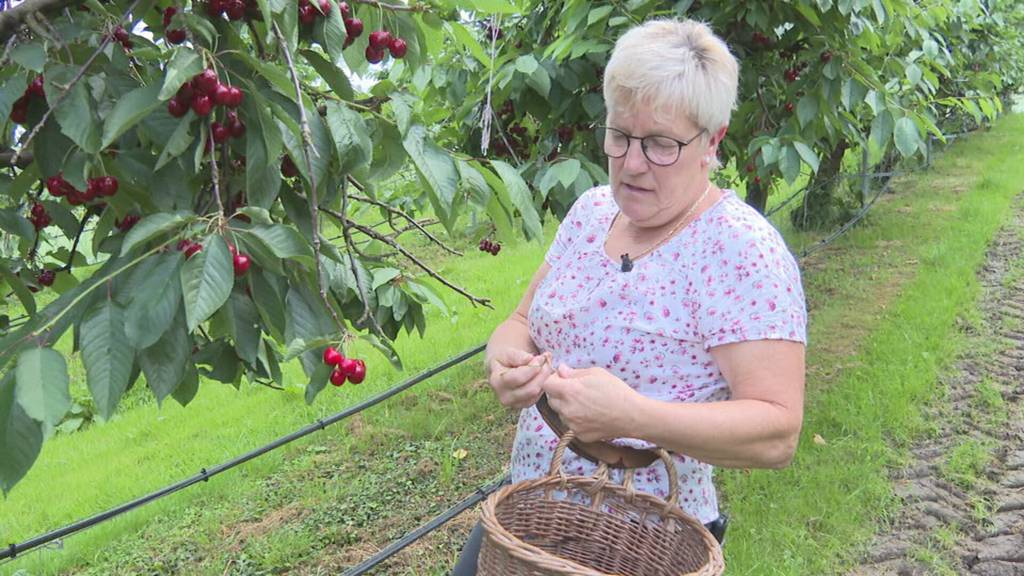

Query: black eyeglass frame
left=595, top=125, right=708, bottom=166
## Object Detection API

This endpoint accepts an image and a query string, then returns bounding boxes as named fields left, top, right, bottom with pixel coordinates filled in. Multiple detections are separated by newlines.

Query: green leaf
left=0, top=76, right=27, bottom=127
left=171, top=364, right=199, bottom=407
left=457, top=159, right=491, bottom=205
left=905, top=62, right=922, bottom=87
left=406, top=279, right=448, bottom=317
left=11, top=44, right=46, bottom=72
left=447, top=22, right=491, bottom=67
left=0, top=372, right=43, bottom=495
left=0, top=208, right=34, bottom=241
left=403, top=124, right=458, bottom=225
left=80, top=299, right=134, bottom=420
left=101, top=84, right=163, bottom=149
left=527, top=66, right=551, bottom=98
left=324, top=101, right=372, bottom=173
left=871, top=110, right=895, bottom=150
left=492, top=160, right=543, bottom=240
left=894, top=117, right=920, bottom=158
left=552, top=159, right=581, bottom=189
left=15, top=347, right=71, bottom=426
left=796, top=95, right=819, bottom=129
left=793, top=141, right=819, bottom=173
left=0, top=262, right=36, bottom=315
left=126, top=252, right=184, bottom=349
left=285, top=286, right=335, bottom=377
left=139, top=308, right=190, bottom=404
left=120, top=211, right=193, bottom=255
left=283, top=336, right=334, bottom=362
left=50, top=71, right=101, bottom=154
left=779, top=144, right=801, bottom=183
left=181, top=235, right=234, bottom=332
left=229, top=292, right=261, bottom=365
left=304, top=362, right=332, bottom=404
left=159, top=49, right=203, bottom=100
left=515, top=55, right=539, bottom=75
left=469, top=0, right=516, bottom=13
left=321, top=0, right=347, bottom=63
left=242, top=224, right=314, bottom=264
left=300, top=49, right=353, bottom=101
left=155, top=115, right=195, bottom=170
left=371, top=267, right=401, bottom=289
left=251, top=270, right=287, bottom=341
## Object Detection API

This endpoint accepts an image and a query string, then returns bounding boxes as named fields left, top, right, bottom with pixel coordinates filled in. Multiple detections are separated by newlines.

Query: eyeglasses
left=595, top=125, right=707, bottom=167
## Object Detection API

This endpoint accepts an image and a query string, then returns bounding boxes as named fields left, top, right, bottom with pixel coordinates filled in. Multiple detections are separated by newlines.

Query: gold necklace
left=614, top=182, right=712, bottom=272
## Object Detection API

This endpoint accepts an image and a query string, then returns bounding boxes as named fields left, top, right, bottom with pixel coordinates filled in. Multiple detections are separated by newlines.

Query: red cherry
left=184, top=242, right=203, bottom=259
left=232, top=252, right=251, bottom=276
left=162, top=6, right=178, bottom=26
left=784, top=102, right=794, bottom=113
left=37, top=270, right=56, bottom=287
left=368, top=29, right=391, bottom=49
left=299, top=4, right=316, bottom=24
left=116, top=214, right=140, bottom=231
left=191, top=94, right=213, bottom=116
left=46, top=175, right=66, bottom=196
left=193, top=69, right=220, bottom=95
left=31, top=213, right=51, bottom=230
left=212, top=122, right=230, bottom=143
left=820, top=51, right=833, bottom=63
left=168, top=97, right=189, bottom=118
left=323, top=346, right=343, bottom=366
left=226, top=0, right=246, bottom=20
left=167, top=28, right=187, bottom=44
left=347, top=359, right=366, bottom=384
left=344, top=17, right=363, bottom=38
left=754, top=176, right=762, bottom=185
left=365, top=45, right=385, bottom=64
left=388, top=37, right=407, bottom=59
left=86, top=178, right=102, bottom=200
left=207, top=0, right=225, bottom=16
left=27, top=76, right=45, bottom=98
left=113, top=26, right=130, bottom=43
left=30, top=202, right=46, bottom=218
left=99, top=175, right=119, bottom=196
left=318, top=0, right=331, bottom=14
left=176, top=81, right=195, bottom=102
left=9, top=97, right=28, bottom=124
left=212, top=83, right=231, bottom=107
left=329, top=368, right=346, bottom=386
left=745, top=163, right=755, bottom=173
left=338, top=357, right=358, bottom=376
left=226, top=86, right=244, bottom=108
left=229, top=117, right=246, bottom=138
left=281, top=156, right=298, bottom=177
left=338, top=1, right=349, bottom=16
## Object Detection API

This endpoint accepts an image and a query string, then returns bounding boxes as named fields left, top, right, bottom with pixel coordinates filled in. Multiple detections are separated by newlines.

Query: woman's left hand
left=541, top=364, right=643, bottom=442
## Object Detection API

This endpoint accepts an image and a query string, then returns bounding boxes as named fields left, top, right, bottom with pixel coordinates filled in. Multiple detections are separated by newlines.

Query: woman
left=453, top=18, right=807, bottom=574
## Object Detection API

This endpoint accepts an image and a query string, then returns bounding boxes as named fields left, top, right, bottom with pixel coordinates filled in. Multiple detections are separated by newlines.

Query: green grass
left=2, top=114, right=1024, bottom=575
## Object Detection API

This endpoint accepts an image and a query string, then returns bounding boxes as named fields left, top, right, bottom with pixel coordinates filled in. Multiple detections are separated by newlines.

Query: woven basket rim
left=480, top=472, right=725, bottom=576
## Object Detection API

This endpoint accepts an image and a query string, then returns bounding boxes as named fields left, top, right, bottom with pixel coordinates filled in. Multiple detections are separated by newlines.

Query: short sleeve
left=544, top=187, right=600, bottom=267
left=696, top=229, right=807, bottom=350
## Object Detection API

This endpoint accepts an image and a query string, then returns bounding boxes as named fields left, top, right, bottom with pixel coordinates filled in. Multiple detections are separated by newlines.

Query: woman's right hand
left=488, top=349, right=554, bottom=409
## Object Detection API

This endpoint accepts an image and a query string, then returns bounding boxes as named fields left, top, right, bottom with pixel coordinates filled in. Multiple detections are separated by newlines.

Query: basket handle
left=537, top=393, right=660, bottom=470
left=548, top=420, right=681, bottom=508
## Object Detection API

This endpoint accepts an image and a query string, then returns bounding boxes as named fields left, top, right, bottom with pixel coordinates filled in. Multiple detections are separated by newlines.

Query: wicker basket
left=478, top=431, right=724, bottom=576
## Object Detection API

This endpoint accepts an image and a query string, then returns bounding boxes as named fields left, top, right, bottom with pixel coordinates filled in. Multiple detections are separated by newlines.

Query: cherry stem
left=347, top=182, right=462, bottom=256
left=58, top=210, right=93, bottom=273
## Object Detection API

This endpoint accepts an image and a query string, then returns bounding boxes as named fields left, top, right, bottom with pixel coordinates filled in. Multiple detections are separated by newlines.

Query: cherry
left=229, top=117, right=246, bottom=138
left=226, top=0, right=246, bottom=20
left=365, top=45, right=385, bottom=64
left=207, top=0, right=225, bottom=16
left=330, top=368, right=346, bottom=386
left=338, top=0, right=349, bottom=16
left=211, top=122, right=230, bottom=143
left=388, top=37, right=407, bottom=58
left=167, top=28, right=187, bottom=44
left=754, top=176, right=762, bottom=185
left=113, top=26, right=131, bottom=44
left=37, top=270, right=56, bottom=287
left=86, top=178, right=102, bottom=200
left=30, top=202, right=46, bottom=218
left=783, top=68, right=799, bottom=83
left=346, top=359, right=366, bottom=384
left=299, top=4, right=317, bottom=24
left=344, top=17, right=363, bottom=38
left=232, top=252, right=251, bottom=276
left=212, top=83, right=232, bottom=106
left=745, top=163, right=755, bottom=173
left=784, top=102, right=794, bottom=113
left=191, top=94, right=213, bottom=116
left=281, top=156, right=298, bottom=177
left=318, top=0, right=331, bottom=14
left=115, top=214, right=140, bottom=231
left=162, top=6, right=178, bottom=26
left=176, top=81, right=195, bottom=102
left=368, top=29, right=391, bottom=49
left=46, top=175, right=67, bottom=196
left=98, top=175, right=118, bottom=196
left=556, top=125, right=574, bottom=142
left=323, top=346, right=343, bottom=366
left=193, top=69, right=220, bottom=95
left=168, top=97, right=189, bottom=118
left=820, top=51, right=833, bottom=63
left=27, top=76, right=45, bottom=98
left=9, top=97, right=28, bottom=124
left=31, top=213, right=51, bottom=230
left=226, top=86, right=244, bottom=108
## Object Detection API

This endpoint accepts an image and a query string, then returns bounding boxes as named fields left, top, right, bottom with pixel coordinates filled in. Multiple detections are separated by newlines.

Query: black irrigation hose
left=342, top=474, right=511, bottom=576
left=0, top=343, right=487, bottom=564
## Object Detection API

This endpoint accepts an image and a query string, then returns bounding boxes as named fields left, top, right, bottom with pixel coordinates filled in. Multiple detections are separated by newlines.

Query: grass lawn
left=1, top=113, right=1023, bottom=575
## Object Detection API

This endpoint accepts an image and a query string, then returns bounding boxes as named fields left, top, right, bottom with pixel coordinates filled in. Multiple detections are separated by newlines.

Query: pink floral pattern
left=512, top=185, right=807, bottom=523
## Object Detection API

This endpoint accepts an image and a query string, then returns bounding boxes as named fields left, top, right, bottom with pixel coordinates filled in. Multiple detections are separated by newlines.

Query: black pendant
left=620, top=253, right=633, bottom=272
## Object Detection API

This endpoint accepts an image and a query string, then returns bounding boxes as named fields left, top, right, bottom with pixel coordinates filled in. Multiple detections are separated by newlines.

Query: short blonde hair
left=603, top=19, right=739, bottom=134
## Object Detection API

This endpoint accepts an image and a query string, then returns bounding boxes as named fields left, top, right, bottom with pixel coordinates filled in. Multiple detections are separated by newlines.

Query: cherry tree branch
left=348, top=190, right=462, bottom=256
left=0, top=0, right=78, bottom=45
left=351, top=0, right=428, bottom=13
left=337, top=180, right=386, bottom=336
left=272, top=21, right=347, bottom=336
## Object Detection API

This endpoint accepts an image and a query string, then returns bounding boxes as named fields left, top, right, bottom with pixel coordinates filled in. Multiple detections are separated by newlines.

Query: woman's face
left=606, top=107, right=713, bottom=229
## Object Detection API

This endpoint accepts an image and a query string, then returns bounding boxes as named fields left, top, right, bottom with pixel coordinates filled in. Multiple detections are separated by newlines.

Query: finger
left=506, top=382, right=543, bottom=409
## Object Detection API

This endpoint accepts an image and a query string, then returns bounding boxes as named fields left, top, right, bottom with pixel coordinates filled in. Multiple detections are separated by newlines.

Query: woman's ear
left=709, top=125, right=730, bottom=152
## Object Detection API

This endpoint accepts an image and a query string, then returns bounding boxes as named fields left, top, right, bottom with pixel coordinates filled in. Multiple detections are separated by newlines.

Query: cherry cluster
left=167, top=69, right=244, bottom=119
left=298, top=0, right=333, bottom=25
left=207, top=0, right=259, bottom=21
left=111, top=25, right=133, bottom=50
left=28, top=202, right=50, bottom=231
left=46, top=174, right=119, bottom=206
left=9, top=75, right=45, bottom=124
left=365, top=29, right=407, bottom=63
left=162, top=7, right=187, bottom=44
left=322, top=346, right=366, bottom=386
left=478, top=238, right=501, bottom=255
left=115, top=214, right=141, bottom=232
